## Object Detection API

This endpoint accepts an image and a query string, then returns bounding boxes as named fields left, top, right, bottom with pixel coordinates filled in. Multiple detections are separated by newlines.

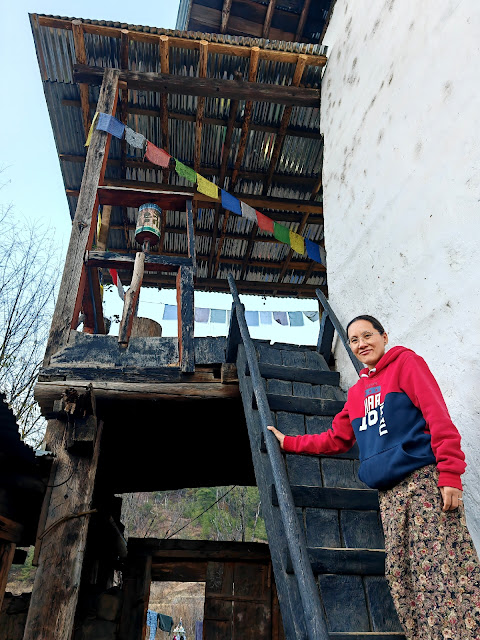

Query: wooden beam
left=119, top=29, right=131, bottom=251
left=262, top=0, right=277, bottom=38
left=23, top=417, right=103, bottom=640
left=220, top=0, right=233, bottom=33
left=43, top=68, right=120, bottom=365
left=118, top=252, right=145, bottom=347
left=176, top=265, right=195, bottom=372
left=96, top=205, right=112, bottom=250
left=0, top=541, right=16, bottom=613
left=73, top=64, right=321, bottom=107
left=194, top=40, right=209, bottom=173
left=81, top=268, right=106, bottom=334
left=62, top=99, right=322, bottom=139
left=38, top=16, right=328, bottom=66
left=0, top=515, right=23, bottom=543
left=118, top=555, right=152, bottom=640
left=71, top=20, right=90, bottom=134
left=159, top=34, right=170, bottom=188
left=295, top=0, right=312, bottom=39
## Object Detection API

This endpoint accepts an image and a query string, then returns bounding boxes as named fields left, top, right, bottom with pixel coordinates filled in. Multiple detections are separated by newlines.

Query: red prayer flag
left=256, top=211, right=274, bottom=233
left=145, top=141, right=171, bottom=168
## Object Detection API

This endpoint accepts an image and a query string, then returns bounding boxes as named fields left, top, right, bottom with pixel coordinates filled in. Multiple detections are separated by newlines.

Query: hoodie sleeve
left=283, top=402, right=356, bottom=455
left=399, top=354, right=465, bottom=490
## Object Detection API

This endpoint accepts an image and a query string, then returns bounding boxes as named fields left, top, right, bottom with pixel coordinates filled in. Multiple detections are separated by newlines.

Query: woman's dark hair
left=346, top=315, right=386, bottom=335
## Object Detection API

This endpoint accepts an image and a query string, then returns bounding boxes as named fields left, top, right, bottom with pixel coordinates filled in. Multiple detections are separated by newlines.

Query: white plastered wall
left=321, top=0, right=480, bottom=548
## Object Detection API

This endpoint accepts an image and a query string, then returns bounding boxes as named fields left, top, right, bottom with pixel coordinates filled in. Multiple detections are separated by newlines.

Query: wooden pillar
left=22, top=414, right=103, bottom=640
left=118, top=554, right=152, bottom=640
left=43, top=68, right=120, bottom=365
left=176, top=265, right=195, bottom=373
left=118, top=251, right=145, bottom=346
left=0, top=516, right=23, bottom=613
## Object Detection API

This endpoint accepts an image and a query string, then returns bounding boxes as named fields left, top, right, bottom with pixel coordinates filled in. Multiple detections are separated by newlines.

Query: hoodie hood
left=359, top=345, right=414, bottom=378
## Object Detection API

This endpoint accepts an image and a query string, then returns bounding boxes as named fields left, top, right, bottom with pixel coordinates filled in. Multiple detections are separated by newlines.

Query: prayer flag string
left=95, top=113, right=324, bottom=264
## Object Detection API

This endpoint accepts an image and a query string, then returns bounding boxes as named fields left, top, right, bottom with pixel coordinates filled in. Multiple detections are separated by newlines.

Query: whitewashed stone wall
left=321, top=0, right=480, bottom=547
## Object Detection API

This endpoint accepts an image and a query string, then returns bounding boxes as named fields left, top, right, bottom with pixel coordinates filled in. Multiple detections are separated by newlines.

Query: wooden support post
left=118, top=554, right=152, bottom=640
left=71, top=20, right=90, bottom=135
left=43, top=68, right=120, bottom=365
left=295, top=0, right=312, bottom=39
left=159, top=35, right=170, bottom=185
left=220, top=0, right=233, bottom=33
left=186, top=199, right=196, bottom=268
left=96, top=205, right=112, bottom=251
left=22, top=416, right=103, bottom=640
left=0, top=516, right=23, bottom=613
left=263, top=0, right=277, bottom=38
left=118, top=251, right=145, bottom=346
left=176, top=265, right=195, bottom=373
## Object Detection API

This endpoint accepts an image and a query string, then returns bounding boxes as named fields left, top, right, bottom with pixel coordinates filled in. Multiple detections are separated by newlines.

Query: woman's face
left=347, top=319, right=388, bottom=369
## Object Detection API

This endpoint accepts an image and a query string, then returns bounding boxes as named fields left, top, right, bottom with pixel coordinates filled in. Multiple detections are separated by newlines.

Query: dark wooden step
left=247, top=362, right=340, bottom=386
left=287, top=547, right=385, bottom=575
left=259, top=394, right=345, bottom=415
left=329, top=634, right=405, bottom=639
left=272, top=485, right=379, bottom=510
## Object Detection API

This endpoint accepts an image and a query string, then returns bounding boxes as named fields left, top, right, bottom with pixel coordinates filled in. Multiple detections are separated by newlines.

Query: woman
left=268, top=315, right=480, bottom=640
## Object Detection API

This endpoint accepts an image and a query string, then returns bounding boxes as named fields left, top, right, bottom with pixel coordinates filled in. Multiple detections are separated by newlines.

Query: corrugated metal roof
left=31, top=14, right=327, bottom=297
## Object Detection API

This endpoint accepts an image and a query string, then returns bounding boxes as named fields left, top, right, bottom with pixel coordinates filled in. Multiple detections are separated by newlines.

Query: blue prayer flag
left=211, top=309, right=227, bottom=323
left=273, top=311, right=288, bottom=326
left=195, top=307, right=210, bottom=323
left=305, top=239, right=322, bottom=264
left=288, top=311, right=304, bottom=327
left=163, top=304, right=177, bottom=320
left=96, top=113, right=125, bottom=139
left=221, top=190, right=242, bottom=215
left=245, top=310, right=259, bottom=326
left=260, top=311, right=272, bottom=325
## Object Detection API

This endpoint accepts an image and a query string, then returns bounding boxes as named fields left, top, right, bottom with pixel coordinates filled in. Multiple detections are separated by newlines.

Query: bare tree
left=0, top=192, right=59, bottom=446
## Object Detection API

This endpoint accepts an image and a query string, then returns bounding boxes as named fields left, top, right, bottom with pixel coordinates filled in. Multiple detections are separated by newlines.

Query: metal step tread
left=272, top=485, right=379, bottom=510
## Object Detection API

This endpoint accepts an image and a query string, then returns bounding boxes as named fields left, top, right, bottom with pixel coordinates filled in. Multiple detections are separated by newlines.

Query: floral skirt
left=378, top=464, right=480, bottom=640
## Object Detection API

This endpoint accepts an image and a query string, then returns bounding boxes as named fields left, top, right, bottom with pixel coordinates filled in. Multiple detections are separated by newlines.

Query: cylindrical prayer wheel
left=135, top=203, right=162, bottom=249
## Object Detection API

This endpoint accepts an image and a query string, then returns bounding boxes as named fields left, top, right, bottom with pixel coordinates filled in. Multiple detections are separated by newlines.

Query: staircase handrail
left=315, top=289, right=363, bottom=374
left=227, top=273, right=329, bottom=640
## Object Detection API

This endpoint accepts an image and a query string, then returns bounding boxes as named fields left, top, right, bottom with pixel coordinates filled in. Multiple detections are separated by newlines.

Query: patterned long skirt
left=378, top=464, right=480, bottom=639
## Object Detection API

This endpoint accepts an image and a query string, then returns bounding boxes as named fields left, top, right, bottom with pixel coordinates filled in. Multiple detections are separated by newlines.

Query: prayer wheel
left=135, top=203, right=162, bottom=251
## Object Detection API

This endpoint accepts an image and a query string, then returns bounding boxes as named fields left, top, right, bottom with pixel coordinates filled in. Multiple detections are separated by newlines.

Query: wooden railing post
left=176, top=265, right=195, bottom=372
left=118, top=251, right=145, bottom=346
left=43, top=68, right=120, bottom=365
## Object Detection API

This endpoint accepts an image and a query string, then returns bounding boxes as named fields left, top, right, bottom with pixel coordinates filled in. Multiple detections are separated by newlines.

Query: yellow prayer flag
left=97, top=210, right=102, bottom=238
left=197, top=174, right=218, bottom=200
left=84, top=112, right=99, bottom=147
left=289, top=230, right=305, bottom=255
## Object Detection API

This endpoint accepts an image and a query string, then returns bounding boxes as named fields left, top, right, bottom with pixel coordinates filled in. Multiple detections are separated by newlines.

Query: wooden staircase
left=227, top=276, right=406, bottom=640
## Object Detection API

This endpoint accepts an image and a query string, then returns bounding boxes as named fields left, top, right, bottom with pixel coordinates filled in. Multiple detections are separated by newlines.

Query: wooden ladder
left=227, top=274, right=406, bottom=640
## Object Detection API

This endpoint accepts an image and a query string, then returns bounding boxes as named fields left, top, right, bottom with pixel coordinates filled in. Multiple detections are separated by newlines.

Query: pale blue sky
left=1, top=1, right=320, bottom=345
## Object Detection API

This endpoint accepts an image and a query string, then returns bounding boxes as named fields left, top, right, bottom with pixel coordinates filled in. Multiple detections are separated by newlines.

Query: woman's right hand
left=267, top=425, right=285, bottom=449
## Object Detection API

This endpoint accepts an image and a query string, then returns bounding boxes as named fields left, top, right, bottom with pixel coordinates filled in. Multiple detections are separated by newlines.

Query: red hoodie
left=283, top=346, right=465, bottom=490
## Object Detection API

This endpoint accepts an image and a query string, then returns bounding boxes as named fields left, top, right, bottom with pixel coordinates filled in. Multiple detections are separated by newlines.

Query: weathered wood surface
left=87, top=250, right=192, bottom=271
left=0, top=541, right=16, bottom=613
left=96, top=204, right=111, bottom=250
left=272, top=486, right=379, bottom=511
left=118, top=251, right=145, bottom=346
left=262, top=394, right=344, bottom=416
left=43, top=68, right=120, bottom=365
left=151, top=561, right=208, bottom=582
left=176, top=265, right=195, bottom=372
left=130, top=538, right=271, bottom=561
left=249, top=363, right=340, bottom=386
left=328, top=634, right=405, bottom=639
left=73, top=64, right=321, bottom=107
left=97, top=185, right=194, bottom=209
left=131, top=317, right=162, bottom=338
left=22, top=417, right=103, bottom=640
left=286, top=548, right=386, bottom=576
left=118, top=554, right=152, bottom=640
left=0, top=516, right=23, bottom=543
left=40, top=366, right=219, bottom=384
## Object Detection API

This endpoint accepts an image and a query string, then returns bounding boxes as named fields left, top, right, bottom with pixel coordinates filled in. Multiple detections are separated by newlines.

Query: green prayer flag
left=274, top=222, right=291, bottom=245
left=175, top=159, right=197, bottom=184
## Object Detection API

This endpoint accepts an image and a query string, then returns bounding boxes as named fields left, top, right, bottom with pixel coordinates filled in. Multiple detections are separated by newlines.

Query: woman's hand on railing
left=267, top=425, right=285, bottom=449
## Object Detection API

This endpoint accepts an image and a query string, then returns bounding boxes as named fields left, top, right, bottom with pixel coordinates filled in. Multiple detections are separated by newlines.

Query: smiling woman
left=268, top=314, right=480, bottom=639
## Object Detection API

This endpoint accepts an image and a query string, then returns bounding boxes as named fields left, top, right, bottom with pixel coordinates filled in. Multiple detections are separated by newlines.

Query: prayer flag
left=84, top=112, right=99, bottom=147
left=256, top=211, right=274, bottom=233
left=195, top=307, right=210, bottom=323
left=97, top=210, right=102, bottom=239
left=289, top=230, right=305, bottom=255
left=240, top=201, right=257, bottom=221
left=96, top=113, right=125, bottom=139
left=245, top=310, right=259, bottom=326
left=303, top=310, right=319, bottom=322
left=260, top=311, right=272, bottom=325
left=163, top=304, right=178, bottom=320
left=273, top=311, right=288, bottom=326
left=197, top=174, right=218, bottom=199
left=288, top=311, right=304, bottom=327
left=274, top=222, right=291, bottom=245
left=305, top=238, right=323, bottom=264
left=221, top=190, right=242, bottom=215
left=145, top=142, right=171, bottom=168
left=108, top=269, right=124, bottom=301
left=125, top=126, right=146, bottom=150
left=175, top=159, right=197, bottom=184
left=211, top=309, right=227, bottom=323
